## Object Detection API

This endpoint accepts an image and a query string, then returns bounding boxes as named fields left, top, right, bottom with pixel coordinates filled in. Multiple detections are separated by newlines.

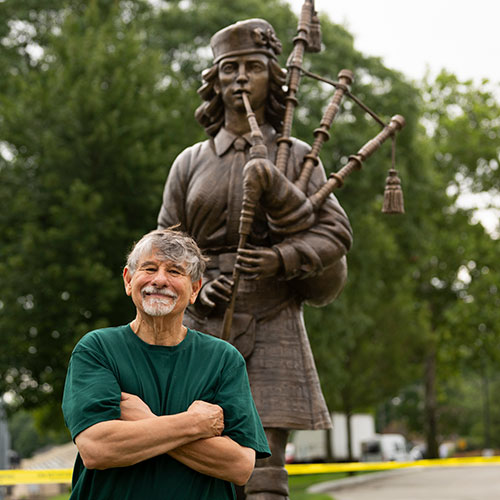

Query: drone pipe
left=275, top=0, right=315, bottom=174
left=294, top=69, right=353, bottom=192
left=309, top=115, right=406, bottom=211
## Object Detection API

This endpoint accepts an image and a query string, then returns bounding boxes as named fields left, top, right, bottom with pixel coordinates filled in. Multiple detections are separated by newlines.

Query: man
left=62, top=228, right=270, bottom=500
left=157, top=19, right=353, bottom=499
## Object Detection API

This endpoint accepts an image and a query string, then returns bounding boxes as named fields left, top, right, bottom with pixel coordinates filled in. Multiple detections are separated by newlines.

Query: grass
left=48, top=494, right=70, bottom=500
left=288, top=471, right=351, bottom=500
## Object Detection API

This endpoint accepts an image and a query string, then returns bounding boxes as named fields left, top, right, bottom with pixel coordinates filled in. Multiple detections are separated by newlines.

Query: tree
left=0, top=2, right=177, bottom=426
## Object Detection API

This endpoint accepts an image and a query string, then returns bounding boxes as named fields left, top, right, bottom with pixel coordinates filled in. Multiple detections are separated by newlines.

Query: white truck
left=360, top=433, right=412, bottom=462
left=287, top=412, right=376, bottom=462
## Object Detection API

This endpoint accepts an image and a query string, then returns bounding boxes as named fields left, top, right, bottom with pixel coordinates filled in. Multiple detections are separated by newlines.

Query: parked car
left=360, top=433, right=413, bottom=462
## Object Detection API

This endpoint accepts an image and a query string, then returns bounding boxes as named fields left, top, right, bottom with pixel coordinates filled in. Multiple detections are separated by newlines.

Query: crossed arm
left=74, top=393, right=256, bottom=486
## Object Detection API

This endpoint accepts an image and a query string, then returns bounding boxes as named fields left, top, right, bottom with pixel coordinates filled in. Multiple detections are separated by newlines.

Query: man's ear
left=190, top=278, right=203, bottom=304
left=123, top=267, right=133, bottom=296
left=214, top=79, right=221, bottom=94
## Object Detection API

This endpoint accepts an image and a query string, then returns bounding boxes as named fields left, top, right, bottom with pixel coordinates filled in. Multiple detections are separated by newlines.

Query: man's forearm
left=168, top=435, right=256, bottom=486
left=75, top=413, right=206, bottom=469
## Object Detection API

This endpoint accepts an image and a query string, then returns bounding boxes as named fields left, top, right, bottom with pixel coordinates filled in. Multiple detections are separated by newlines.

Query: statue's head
left=195, top=19, right=286, bottom=137
left=210, top=18, right=283, bottom=64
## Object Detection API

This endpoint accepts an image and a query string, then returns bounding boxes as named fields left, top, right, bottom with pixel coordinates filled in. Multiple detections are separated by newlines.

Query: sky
left=288, top=0, right=500, bottom=84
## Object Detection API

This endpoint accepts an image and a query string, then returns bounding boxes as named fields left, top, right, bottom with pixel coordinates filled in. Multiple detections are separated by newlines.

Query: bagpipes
left=221, top=0, right=405, bottom=341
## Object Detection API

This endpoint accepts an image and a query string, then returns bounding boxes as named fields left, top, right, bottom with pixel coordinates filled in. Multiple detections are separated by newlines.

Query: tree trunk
left=482, top=360, right=491, bottom=451
left=424, top=348, right=439, bottom=458
left=346, top=411, right=353, bottom=462
left=325, top=427, right=334, bottom=461
left=341, top=390, right=354, bottom=464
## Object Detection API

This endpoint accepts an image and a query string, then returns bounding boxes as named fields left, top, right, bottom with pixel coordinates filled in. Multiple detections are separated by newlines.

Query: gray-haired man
left=62, top=228, right=270, bottom=500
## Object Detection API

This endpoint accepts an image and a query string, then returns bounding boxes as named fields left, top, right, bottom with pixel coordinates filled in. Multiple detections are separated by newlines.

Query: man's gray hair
left=126, top=228, right=207, bottom=281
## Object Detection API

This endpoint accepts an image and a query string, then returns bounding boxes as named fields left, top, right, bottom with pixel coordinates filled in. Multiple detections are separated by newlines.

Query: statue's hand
left=199, top=275, right=234, bottom=309
left=242, top=158, right=315, bottom=235
left=236, top=246, right=282, bottom=280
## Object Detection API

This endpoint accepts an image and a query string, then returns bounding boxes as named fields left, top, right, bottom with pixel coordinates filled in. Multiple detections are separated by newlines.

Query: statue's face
left=215, top=53, right=270, bottom=115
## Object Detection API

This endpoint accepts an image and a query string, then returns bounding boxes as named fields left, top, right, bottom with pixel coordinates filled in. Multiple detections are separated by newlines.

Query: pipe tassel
left=382, top=168, right=405, bottom=214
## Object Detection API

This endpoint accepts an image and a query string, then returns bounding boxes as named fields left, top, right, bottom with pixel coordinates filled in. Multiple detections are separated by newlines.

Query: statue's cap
left=210, top=18, right=282, bottom=64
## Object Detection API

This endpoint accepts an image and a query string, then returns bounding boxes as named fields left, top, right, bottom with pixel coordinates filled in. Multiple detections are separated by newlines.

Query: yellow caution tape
left=286, top=456, right=500, bottom=475
left=0, top=469, right=72, bottom=486
left=2, top=456, right=500, bottom=485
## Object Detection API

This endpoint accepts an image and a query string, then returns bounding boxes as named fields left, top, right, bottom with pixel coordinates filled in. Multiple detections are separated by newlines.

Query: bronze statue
left=157, top=16, right=351, bottom=499
left=158, top=5, right=405, bottom=498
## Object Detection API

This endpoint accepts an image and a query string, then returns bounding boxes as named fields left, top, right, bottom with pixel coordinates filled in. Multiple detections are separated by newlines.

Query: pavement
left=309, top=465, right=500, bottom=499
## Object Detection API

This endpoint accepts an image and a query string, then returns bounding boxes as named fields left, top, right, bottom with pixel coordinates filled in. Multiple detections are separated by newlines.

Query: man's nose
left=151, top=269, right=170, bottom=286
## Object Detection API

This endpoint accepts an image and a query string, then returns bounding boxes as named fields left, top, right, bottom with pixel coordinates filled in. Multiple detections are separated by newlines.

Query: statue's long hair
left=195, top=58, right=287, bottom=137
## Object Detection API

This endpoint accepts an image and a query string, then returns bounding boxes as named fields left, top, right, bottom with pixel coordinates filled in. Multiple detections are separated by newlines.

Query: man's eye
left=145, top=267, right=156, bottom=272
left=221, top=64, right=236, bottom=73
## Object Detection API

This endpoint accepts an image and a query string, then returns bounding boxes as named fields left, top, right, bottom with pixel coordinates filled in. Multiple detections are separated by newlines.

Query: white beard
left=141, top=286, right=178, bottom=317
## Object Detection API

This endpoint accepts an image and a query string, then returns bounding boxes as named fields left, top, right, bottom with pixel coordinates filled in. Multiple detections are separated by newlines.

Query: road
left=320, top=466, right=500, bottom=500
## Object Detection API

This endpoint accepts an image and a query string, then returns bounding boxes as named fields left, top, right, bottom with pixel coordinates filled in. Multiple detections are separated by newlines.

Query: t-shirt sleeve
left=213, top=352, right=271, bottom=459
left=62, top=343, right=121, bottom=441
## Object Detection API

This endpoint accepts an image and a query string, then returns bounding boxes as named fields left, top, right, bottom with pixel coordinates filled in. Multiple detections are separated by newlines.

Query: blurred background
left=0, top=1, right=499, bottom=495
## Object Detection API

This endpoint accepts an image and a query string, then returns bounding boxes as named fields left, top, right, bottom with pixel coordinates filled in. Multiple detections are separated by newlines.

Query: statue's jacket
left=158, top=124, right=353, bottom=429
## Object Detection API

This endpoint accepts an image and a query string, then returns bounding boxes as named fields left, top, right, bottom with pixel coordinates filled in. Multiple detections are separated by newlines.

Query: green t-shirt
left=62, top=325, right=270, bottom=500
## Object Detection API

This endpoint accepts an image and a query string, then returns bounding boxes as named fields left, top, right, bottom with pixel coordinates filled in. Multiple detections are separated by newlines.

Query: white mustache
left=141, top=286, right=178, bottom=299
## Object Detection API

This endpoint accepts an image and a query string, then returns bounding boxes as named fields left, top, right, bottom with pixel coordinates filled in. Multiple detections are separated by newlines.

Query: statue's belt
left=206, top=252, right=237, bottom=274
left=187, top=297, right=294, bottom=360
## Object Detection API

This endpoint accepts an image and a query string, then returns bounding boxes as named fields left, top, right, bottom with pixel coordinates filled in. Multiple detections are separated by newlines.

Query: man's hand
left=236, top=246, right=282, bottom=280
left=199, top=275, right=234, bottom=309
left=187, top=400, right=224, bottom=438
left=120, top=392, right=156, bottom=421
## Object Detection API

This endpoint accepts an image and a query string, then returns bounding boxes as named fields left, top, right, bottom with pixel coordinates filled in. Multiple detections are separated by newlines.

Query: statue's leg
left=245, top=428, right=290, bottom=500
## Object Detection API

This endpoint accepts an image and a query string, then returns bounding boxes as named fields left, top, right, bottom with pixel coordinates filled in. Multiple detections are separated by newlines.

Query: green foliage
left=0, top=1, right=179, bottom=418
left=8, top=409, right=67, bottom=458
left=422, top=71, right=500, bottom=193
left=301, top=13, right=426, bottom=418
